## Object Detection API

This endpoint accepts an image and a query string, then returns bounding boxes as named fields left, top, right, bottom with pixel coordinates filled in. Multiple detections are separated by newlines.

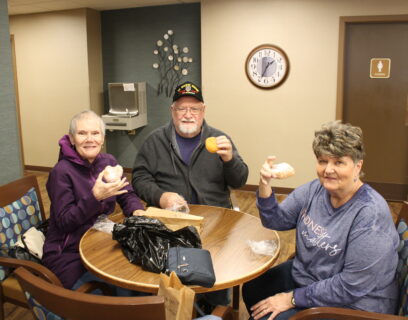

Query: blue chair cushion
left=397, top=219, right=408, bottom=285
left=25, top=291, right=63, bottom=320
left=397, top=218, right=408, bottom=315
left=0, top=187, right=43, bottom=281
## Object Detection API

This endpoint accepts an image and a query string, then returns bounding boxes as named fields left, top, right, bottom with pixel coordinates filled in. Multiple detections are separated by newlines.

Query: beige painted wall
left=86, top=9, right=104, bottom=117
left=201, top=0, right=408, bottom=188
left=9, top=1, right=408, bottom=183
left=9, top=8, right=103, bottom=167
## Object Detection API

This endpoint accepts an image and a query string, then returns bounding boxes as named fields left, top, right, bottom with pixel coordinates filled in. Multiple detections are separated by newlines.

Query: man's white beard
left=178, top=122, right=198, bottom=135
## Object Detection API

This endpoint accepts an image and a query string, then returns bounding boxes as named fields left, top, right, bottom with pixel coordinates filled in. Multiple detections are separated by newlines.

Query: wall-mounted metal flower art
left=153, top=30, right=193, bottom=97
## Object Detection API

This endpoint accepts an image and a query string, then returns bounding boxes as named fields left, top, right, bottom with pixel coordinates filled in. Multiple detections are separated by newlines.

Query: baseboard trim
left=25, top=165, right=52, bottom=172
left=238, top=184, right=294, bottom=194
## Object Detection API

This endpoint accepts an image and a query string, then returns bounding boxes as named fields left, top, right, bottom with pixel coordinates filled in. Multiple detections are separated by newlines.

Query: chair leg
left=232, top=285, right=239, bottom=311
left=0, top=302, right=5, bottom=320
left=232, top=285, right=240, bottom=320
left=0, top=288, right=5, bottom=320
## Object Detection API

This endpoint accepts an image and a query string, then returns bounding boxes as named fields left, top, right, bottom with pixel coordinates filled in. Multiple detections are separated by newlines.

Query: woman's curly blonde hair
left=312, top=121, right=365, bottom=163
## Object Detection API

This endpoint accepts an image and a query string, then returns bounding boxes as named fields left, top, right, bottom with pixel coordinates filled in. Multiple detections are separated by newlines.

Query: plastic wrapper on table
left=246, top=239, right=278, bottom=256
left=112, top=216, right=202, bottom=273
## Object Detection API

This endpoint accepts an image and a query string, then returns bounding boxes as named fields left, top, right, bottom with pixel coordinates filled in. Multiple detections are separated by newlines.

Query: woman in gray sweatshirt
left=243, top=121, right=399, bottom=320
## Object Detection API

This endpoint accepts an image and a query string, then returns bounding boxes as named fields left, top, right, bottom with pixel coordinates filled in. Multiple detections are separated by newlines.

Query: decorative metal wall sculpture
left=153, top=30, right=193, bottom=97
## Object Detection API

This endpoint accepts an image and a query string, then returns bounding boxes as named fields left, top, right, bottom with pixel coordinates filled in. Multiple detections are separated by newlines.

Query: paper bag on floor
left=158, top=272, right=195, bottom=320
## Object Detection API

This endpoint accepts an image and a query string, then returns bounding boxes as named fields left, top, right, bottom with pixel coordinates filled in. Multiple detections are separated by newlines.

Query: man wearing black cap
left=132, top=81, right=248, bottom=212
left=132, top=81, right=248, bottom=310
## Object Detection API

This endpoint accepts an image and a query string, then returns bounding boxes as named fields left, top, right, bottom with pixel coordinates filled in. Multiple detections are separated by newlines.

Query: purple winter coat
left=42, top=135, right=144, bottom=288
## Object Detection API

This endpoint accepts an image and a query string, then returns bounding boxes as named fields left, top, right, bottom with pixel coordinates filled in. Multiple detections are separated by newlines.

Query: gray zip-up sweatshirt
left=132, top=120, right=248, bottom=208
left=257, top=179, right=399, bottom=314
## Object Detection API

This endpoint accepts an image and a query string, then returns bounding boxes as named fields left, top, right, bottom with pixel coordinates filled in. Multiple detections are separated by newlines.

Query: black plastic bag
left=112, top=216, right=202, bottom=273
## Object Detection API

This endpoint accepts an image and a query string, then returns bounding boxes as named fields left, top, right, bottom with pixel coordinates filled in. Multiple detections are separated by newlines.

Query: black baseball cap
left=172, top=81, right=204, bottom=102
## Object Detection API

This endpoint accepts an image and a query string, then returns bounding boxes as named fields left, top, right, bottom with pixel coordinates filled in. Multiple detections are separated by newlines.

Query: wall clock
left=245, top=44, right=289, bottom=89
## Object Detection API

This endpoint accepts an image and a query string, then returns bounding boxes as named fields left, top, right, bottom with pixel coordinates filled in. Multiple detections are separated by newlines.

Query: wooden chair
left=290, top=201, right=408, bottom=320
left=0, top=175, right=47, bottom=319
left=0, top=175, right=112, bottom=316
left=14, top=266, right=233, bottom=320
left=14, top=266, right=166, bottom=320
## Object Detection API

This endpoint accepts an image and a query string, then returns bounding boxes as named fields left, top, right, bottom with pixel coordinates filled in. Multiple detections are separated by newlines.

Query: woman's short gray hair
left=69, top=110, right=106, bottom=136
left=312, top=121, right=365, bottom=163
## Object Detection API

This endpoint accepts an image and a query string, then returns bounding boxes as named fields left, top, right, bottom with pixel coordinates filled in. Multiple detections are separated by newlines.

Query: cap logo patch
left=177, top=83, right=199, bottom=95
left=173, top=81, right=203, bottom=102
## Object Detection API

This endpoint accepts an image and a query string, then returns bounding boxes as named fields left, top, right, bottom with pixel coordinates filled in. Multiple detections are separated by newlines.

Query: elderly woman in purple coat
left=42, top=110, right=144, bottom=291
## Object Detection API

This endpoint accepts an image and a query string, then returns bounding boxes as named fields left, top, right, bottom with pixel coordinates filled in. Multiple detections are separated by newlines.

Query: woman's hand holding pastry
left=259, top=156, right=296, bottom=198
left=260, top=156, right=277, bottom=185
left=92, top=171, right=129, bottom=201
left=103, top=165, right=123, bottom=183
left=259, top=156, right=276, bottom=198
left=260, top=156, right=295, bottom=184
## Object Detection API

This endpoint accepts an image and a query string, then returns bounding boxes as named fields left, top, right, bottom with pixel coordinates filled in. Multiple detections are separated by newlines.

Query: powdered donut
left=103, top=165, right=123, bottom=183
left=270, top=162, right=295, bottom=179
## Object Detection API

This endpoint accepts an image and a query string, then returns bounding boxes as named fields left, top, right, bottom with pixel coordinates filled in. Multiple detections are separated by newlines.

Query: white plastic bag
left=16, top=227, right=45, bottom=259
left=246, top=239, right=278, bottom=256
left=166, top=202, right=190, bottom=214
left=92, top=214, right=115, bottom=234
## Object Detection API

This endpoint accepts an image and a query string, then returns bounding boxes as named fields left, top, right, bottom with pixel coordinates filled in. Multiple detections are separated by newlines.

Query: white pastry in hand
left=103, top=165, right=123, bottom=183
left=270, top=162, right=295, bottom=179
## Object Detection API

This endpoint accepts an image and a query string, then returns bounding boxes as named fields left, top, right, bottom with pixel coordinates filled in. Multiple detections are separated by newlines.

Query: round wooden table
left=80, top=204, right=280, bottom=294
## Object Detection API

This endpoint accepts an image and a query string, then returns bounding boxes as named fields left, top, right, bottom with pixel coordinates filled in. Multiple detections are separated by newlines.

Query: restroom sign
left=370, top=58, right=391, bottom=78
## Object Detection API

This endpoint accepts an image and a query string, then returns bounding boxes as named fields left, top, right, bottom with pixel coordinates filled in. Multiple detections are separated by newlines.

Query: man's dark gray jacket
left=132, top=120, right=248, bottom=208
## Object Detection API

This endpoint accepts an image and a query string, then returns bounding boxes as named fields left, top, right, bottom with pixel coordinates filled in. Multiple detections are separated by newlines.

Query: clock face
left=245, top=44, right=289, bottom=89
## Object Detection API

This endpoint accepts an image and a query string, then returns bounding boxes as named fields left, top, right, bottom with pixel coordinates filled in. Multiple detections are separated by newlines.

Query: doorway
left=337, top=15, right=408, bottom=201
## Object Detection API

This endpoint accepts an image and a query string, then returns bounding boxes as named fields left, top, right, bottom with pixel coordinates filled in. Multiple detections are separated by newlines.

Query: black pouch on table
left=166, top=246, right=216, bottom=288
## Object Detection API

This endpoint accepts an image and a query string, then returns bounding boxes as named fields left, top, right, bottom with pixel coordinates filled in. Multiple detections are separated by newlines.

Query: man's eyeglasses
left=173, top=106, right=204, bottom=115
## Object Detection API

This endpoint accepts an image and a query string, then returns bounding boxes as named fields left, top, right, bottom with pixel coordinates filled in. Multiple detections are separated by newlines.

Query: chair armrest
left=0, top=257, right=114, bottom=296
left=0, top=256, right=61, bottom=285
left=289, top=307, right=405, bottom=320
left=75, top=280, right=114, bottom=295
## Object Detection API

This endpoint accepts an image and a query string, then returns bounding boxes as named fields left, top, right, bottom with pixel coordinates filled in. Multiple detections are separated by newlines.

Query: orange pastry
left=205, top=137, right=218, bottom=153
